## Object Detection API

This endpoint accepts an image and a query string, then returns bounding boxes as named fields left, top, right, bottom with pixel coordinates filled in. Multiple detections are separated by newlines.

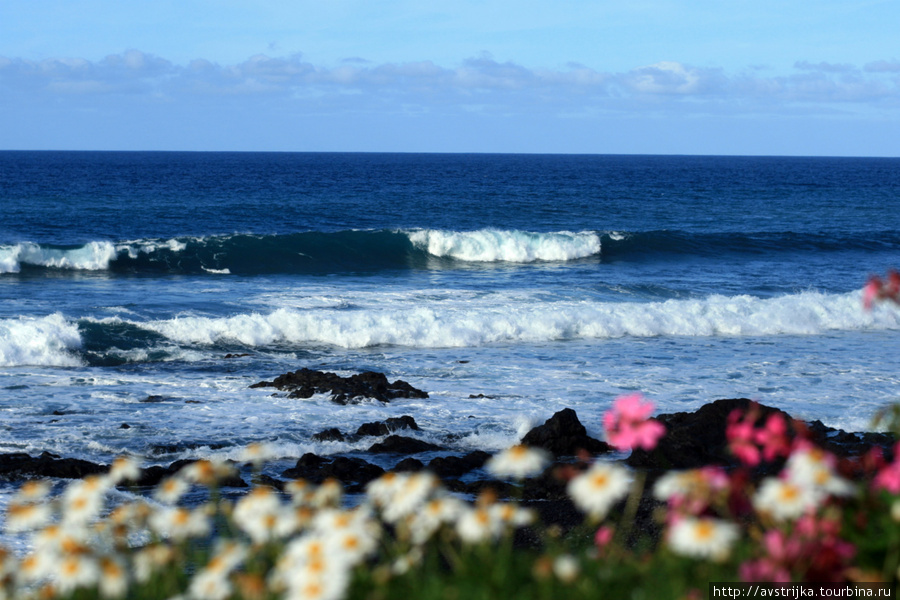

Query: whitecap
left=406, top=229, right=601, bottom=262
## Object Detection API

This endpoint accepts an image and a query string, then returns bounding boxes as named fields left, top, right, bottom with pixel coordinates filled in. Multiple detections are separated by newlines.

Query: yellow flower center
left=591, top=473, right=609, bottom=489
left=694, top=520, right=714, bottom=541
left=779, top=484, right=800, bottom=502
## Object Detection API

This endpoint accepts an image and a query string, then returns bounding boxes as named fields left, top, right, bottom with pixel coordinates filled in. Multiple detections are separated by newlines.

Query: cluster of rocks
left=627, top=398, right=896, bottom=473
left=0, top=451, right=245, bottom=489
left=249, top=368, right=428, bottom=405
left=4, top=367, right=896, bottom=525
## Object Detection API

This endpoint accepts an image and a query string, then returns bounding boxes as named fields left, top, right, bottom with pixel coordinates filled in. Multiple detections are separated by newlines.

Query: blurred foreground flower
left=485, top=444, right=550, bottom=479
left=567, top=462, right=632, bottom=520
left=667, top=516, right=738, bottom=561
left=863, top=269, right=900, bottom=309
left=603, top=393, right=666, bottom=451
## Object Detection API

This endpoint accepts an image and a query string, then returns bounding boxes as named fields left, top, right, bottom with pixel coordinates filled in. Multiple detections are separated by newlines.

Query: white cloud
left=624, top=61, right=712, bottom=94
left=1, top=50, right=898, bottom=118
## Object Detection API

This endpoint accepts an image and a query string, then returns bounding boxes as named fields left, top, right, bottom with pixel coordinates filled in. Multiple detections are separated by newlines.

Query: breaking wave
left=118, top=290, right=900, bottom=350
left=0, top=314, right=83, bottom=367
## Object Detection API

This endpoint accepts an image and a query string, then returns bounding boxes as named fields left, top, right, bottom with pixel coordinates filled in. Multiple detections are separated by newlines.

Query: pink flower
left=594, top=525, right=614, bottom=550
left=755, top=414, right=791, bottom=462
left=726, top=406, right=792, bottom=467
left=863, top=270, right=900, bottom=310
left=602, top=393, right=666, bottom=451
left=887, top=270, right=900, bottom=298
left=863, top=276, right=883, bottom=310
left=726, top=409, right=761, bottom=466
left=740, top=558, right=792, bottom=584
left=874, top=460, right=900, bottom=494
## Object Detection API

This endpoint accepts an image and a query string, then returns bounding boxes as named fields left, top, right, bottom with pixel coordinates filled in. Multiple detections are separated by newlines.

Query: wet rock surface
left=626, top=398, right=896, bottom=472
left=520, top=407, right=611, bottom=457
left=281, top=454, right=385, bottom=492
left=4, top=399, right=895, bottom=522
left=249, top=368, right=429, bottom=404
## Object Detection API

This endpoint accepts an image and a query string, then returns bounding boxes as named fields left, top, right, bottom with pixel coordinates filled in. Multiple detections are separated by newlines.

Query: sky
left=1, top=1, right=898, bottom=155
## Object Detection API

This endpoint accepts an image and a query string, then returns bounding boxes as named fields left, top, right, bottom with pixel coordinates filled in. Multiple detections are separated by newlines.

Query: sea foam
left=406, top=229, right=601, bottom=262
left=140, top=290, right=898, bottom=349
left=0, top=239, right=190, bottom=274
left=0, top=242, right=117, bottom=273
left=0, top=314, right=83, bottom=367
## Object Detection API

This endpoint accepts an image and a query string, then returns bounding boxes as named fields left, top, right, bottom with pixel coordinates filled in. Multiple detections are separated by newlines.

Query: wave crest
left=137, top=290, right=898, bottom=350
left=407, top=229, right=601, bottom=262
left=0, top=314, right=83, bottom=367
left=0, top=241, right=118, bottom=273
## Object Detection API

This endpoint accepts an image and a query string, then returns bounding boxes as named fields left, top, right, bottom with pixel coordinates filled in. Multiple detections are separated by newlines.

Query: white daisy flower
left=286, top=479, right=317, bottom=507
left=133, top=544, right=175, bottom=584
left=456, top=506, right=504, bottom=544
left=753, top=477, right=821, bottom=521
left=148, top=506, right=211, bottom=541
left=652, top=467, right=728, bottom=503
left=62, top=475, right=110, bottom=525
left=285, top=568, right=349, bottom=600
left=490, top=503, right=536, bottom=527
left=205, top=540, right=248, bottom=575
left=0, top=546, right=18, bottom=579
left=567, top=462, right=632, bottom=520
left=33, top=522, right=89, bottom=556
left=785, top=448, right=854, bottom=498
left=381, top=472, right=439, bottom=524
left=553, top=554, right=581, bottom=584
left=188, top=568, right=232, bottom=600
left=241, top=442, right=278, bottom=467
left=485, top=445, right=550, bottom=480
left=108, top=500, right=153, bottom=529
left=310, top=507, right=372, bottom=535
left=366, top=472, right=404, bottom=508
left=18, top=551, right=53, bottom=584
left=233, top=487, right=283, bottom=544
left=311, top=479, right=343, bottom=509
left=179, top=459, right=236, bottom=486
left=391, top=548, right=424, bottom=575
left=272, top=535, right=348, bottom=597
left=325, top=526, right=379, bottom=566
left=12, top=480, right=53, bottom=504
left=153, top=476, right=190, bottom=504
left=54, top=553, right=101, bottom=595
left=98, top=556, right=128, bottom=599
left=5, top=501, right=53, bottom=533
left=108, top=456, right=142, bottom=485
left=667, top=516, right=739, bottom=561
left=407, top=496, right=466, bottom=544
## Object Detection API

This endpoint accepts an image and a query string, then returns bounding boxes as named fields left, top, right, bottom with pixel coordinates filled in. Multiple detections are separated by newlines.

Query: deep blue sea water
left=2, top=151, right=900, bottom=486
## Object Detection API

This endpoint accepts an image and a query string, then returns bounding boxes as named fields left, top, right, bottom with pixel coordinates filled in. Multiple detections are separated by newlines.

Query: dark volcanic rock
left=322, top=457, right=385, bottom=486
left=281, top=454, right=384, bottom=491
left=393, top=458, right=426, bottom=472
left=356, top=415, right=420, bottom=437
left=134, top=465, right=170, bottom=487
left=626, top=398, right=794, bottom=471
left=427, top=450, right=491, bottom=478
left=250, top=368, right=428, bottom=404
left=312, top=428, right=346, bottom=442
left=0, top=452, right=107, bottom=481
left=367, top=435, right=443, bottom=454
left=284, top=453, right=329, bottom=479
left=356, top=422, right=390, bottom=437
left=806, top=419, right=896, bottom=459
left=521, top=408, right=611, bottom=457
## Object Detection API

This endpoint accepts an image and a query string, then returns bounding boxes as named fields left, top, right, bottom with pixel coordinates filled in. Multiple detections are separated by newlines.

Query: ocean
left=2, top=151, right=900, bottom=491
